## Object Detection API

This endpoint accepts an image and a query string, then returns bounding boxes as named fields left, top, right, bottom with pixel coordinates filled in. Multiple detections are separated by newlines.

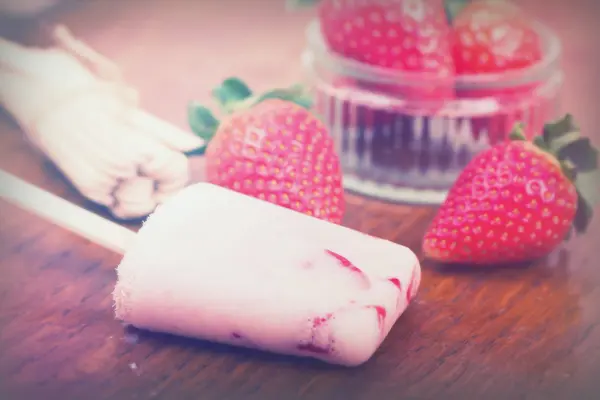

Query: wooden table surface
left=1, top=1, right=599, bottom=399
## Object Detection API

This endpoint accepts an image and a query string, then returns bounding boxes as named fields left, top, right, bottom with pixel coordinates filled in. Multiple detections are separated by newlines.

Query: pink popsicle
left=114, top=183, right=421, bottom=366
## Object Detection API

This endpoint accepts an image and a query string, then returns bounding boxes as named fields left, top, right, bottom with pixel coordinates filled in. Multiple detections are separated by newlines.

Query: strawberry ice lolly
left=114, top=183, right=420, bottom=366
left=0, top=170, right=421, bottom=367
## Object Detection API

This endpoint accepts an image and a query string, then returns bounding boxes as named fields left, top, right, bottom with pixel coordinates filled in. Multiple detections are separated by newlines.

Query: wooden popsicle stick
left=0, top=169, right=135, bottom=255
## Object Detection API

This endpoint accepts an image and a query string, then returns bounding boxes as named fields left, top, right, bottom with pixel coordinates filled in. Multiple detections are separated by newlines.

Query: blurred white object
left=0, top=25, right=204, bottom=219
left=0, top=0, right=65, bottom=16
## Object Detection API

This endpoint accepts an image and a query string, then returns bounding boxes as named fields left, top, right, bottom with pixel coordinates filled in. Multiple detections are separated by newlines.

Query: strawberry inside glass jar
left=450, top=0, right=562, bottom=142
left=299, top=0, right=563, bottom=205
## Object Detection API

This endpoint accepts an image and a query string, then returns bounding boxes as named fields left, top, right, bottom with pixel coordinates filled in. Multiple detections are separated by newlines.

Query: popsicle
left=0, top=170, right=421, bottom=366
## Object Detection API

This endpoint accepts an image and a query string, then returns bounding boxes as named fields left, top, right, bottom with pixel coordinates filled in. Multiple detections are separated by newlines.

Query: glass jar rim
left=305, top=18, right=561, bottom=90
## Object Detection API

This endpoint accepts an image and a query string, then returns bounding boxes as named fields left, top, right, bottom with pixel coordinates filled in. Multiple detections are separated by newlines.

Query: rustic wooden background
left=1, top=0, right=599, bottom=399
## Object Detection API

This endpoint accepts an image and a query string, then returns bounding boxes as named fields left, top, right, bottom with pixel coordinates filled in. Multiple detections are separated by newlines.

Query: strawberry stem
left=508, top=123, right=526, bottom=141
left=285, top=0, right=322, bottom=10
left=510, top=114, right=599, bottom=235
left=444, top=0, right=473, bottom=23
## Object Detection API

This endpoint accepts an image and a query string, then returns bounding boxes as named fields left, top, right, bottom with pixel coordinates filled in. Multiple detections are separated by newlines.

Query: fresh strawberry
left=450, top=0, right=545, bottom=110
left=423, top=114, right=599, bottom=265
left=188, top=78, right=345, bottom=224
left=317, top=0, right=455, bottom=101
left=318, top=0, right=452, bottom=72
left=451, top=0, right=543, bottom=75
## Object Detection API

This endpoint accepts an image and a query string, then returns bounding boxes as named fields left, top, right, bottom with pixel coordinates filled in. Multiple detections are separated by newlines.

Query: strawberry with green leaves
left=423, top=114, right=600, bottom=265
left=188, top=78, right=345, bottom=224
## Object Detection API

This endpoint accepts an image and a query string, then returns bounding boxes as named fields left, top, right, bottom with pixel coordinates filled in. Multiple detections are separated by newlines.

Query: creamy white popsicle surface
left=114, top=182, right=421, bottom=366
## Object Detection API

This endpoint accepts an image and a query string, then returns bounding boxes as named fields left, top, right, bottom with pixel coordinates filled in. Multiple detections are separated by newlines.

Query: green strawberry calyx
left=444, top=0, right=474, bottom=23
left=185, top=77, right=313, bottom=156
left=509, top=114, right=599, bottom=235
left=285, top=0, right=322, bottom=10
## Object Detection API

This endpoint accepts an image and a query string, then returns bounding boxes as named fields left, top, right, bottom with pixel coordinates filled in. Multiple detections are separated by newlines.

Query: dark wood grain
left=1, top=1, right=600, bottom=399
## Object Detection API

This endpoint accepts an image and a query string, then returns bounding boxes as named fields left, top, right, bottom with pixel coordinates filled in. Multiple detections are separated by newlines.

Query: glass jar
left=302, top=19, right=563, bottom=205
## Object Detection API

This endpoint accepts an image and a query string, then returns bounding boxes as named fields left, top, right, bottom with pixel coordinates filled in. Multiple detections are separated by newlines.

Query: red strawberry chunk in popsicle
left=387, top=277, right=404, bottom=310
left=387, top=277, right=402, bottom=289
left=297, top=342, right=332, bottom=354
left=297, top=305, right=388, bottom=355
left=365, top=305, right=387, bottom=332
left=297, top=313, right=335, bottom=354
left=324, top=249, right=371, bottom=287
left=406, top=264, right=420, bottom=303
left=324, top=249, right=362, bottom=274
